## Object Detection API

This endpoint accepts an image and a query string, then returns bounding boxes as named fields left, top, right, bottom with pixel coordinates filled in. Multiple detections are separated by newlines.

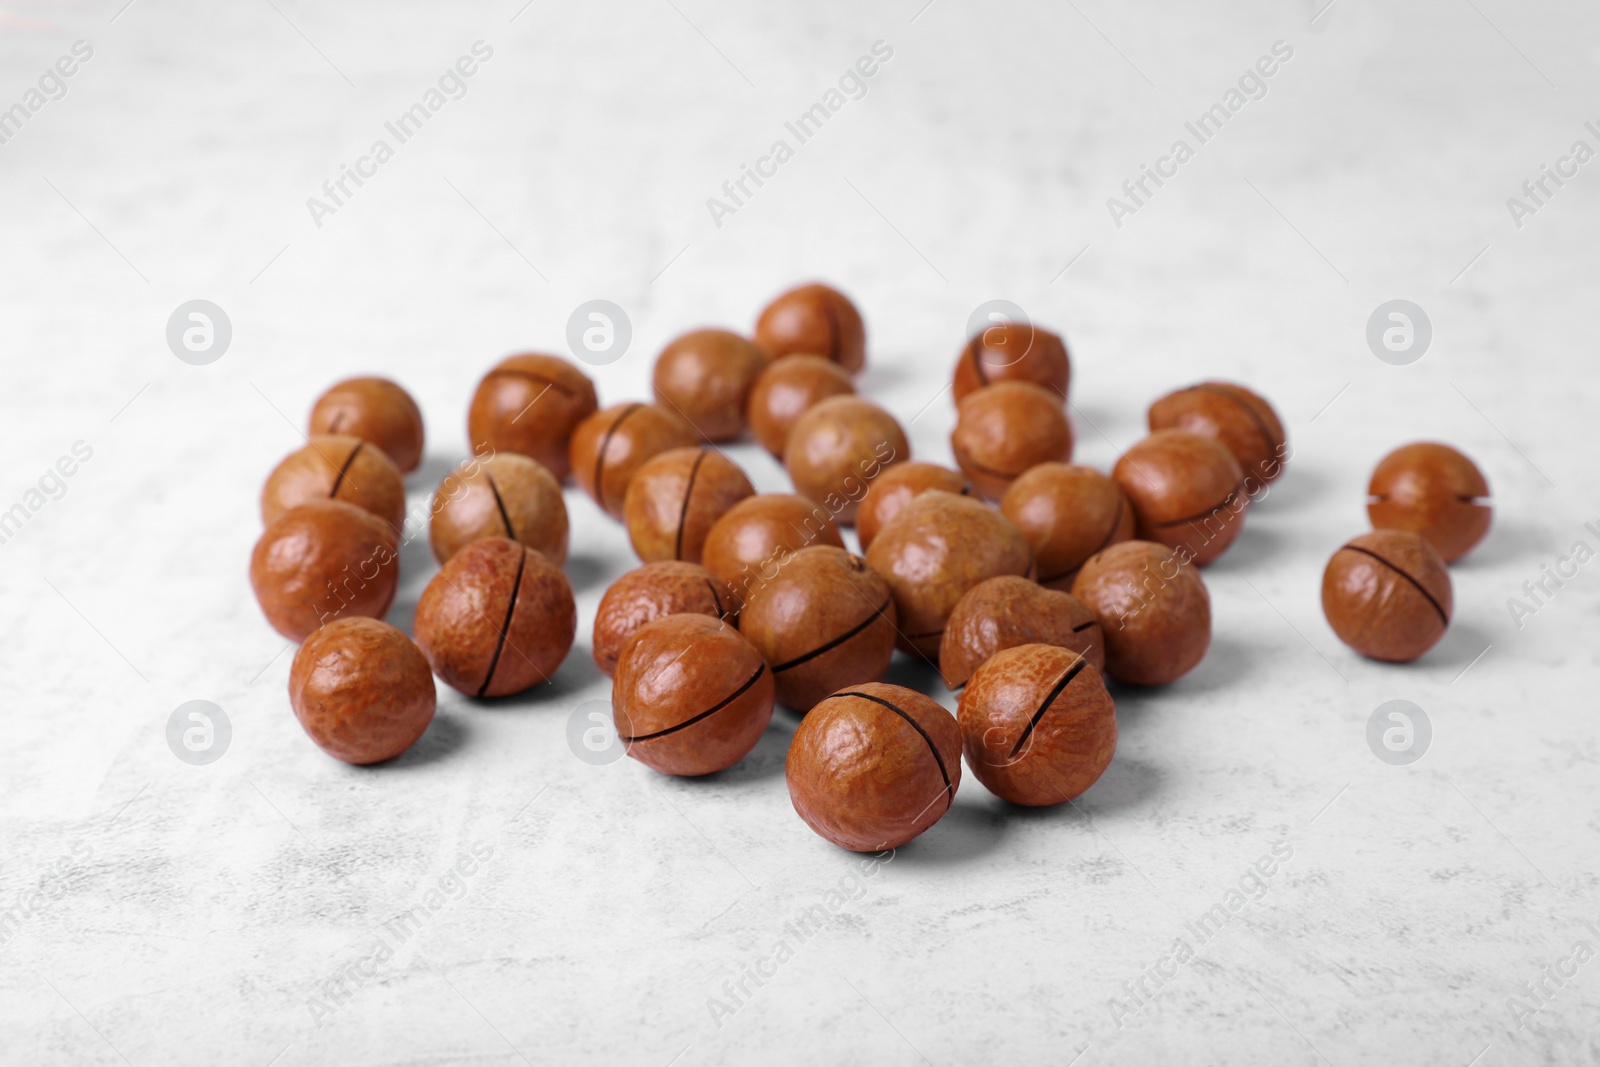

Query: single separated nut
left=1367, top=442, right=1491, bottom=563
left=957, top=643, right=1116, bottom=806
left=1322, top=529, right=1452, bottom=662
left=289, top=617, right=435, bottom=764
left=786, top=683, right=962, bottom=852
left=613, top=614, right=775, bottom=776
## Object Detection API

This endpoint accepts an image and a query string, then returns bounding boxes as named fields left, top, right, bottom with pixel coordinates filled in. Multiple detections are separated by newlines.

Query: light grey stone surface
left=2, top=1, right=1598, bottom=1063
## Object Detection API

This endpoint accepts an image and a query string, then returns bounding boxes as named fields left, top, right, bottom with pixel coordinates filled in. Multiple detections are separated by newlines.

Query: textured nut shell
left=623, top=447, right=756, bottom=564
left=939, top=576, right=1103, bottom=689
left=651, top=328, right=768, bottom=442
left=289, top=618, right=436, bottom=764
left=864, top=490, right=1033, bottom=660
left=613, top=614, right=775, bottom=776
left=857, top=462, right=974, bottom=551
left=467, top=353, right=598, bottom=482
left=569, top=403, right=697, bottom=519
left=786, top=683, right=962, bottom=852
left=754, top=283, right=866, bottom=373
left=701, top=494, right=846, bottom=608
left=1367, top=442, right=1492, bottom=563
left=592, top=561, right=737, bottom=677
left=952, top=322, right=1070, bottom=403
left=430, top=453, right=569, bottom=566
left=261, top=435, right=406, bottom=531
left=1071, top=540, right=1210, bottom=686
left=951, top=382, right=1074, bottom=501
left=309, top=377, right=426, bottom=474
left=1322, top=529, right=1452, bottom=662
left=413, top=538, right=576, bottom=697
left=1001, top=463, right=1134, bottom=590
left=740, top=546, right=898, bottom=712
left=957, top=644, right=1116, bottom=806
left=783, top=396, right=909, bottom=524
left=747, top=355, right=856, bottom=457
left=1147, top=381, right=1287, bottom=485
left=250, top=501, right=399, bottom=642
left=1112, top=430, right=1247, bottom=567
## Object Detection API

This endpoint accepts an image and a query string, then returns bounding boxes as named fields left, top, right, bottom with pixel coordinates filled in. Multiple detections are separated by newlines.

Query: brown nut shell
left=754, top=283, right=866, bottom=373
left=1000, top=463, right=1134, bottom=590
left=1147, top=381, right=1287, bottom=486
left=701, top=494, right=846, bottom=610
left=289, top=617, right=436, bottom=764
left=430, top=453, right=568, bottom=566
left=783, top=396, right=908, bottom=524
left=591, top=561, right=737, bottom=677
left=308, top=377, right=426, bottom=474
left=747, top=355, right=857, bottom=458
left=957, top=644, right=1116, bottom=806
left=952, top=322, right=1070, bottom=403
left=740, top=546, right=898, bottom=712
left=1071, top=540, right=1210, bottom=686
left=1367, top=442, right=1491, bottom=563
left=250, top=501, right=399, bottom=642
left=856, top=462, right=974, bottom=552
left=413, top=538, right=576, bottom=697
left=261, top=435, right=406, bottom=531
left=652, top=328, right=768, bottom=442
left=1112, top=430, right=1247, bottom=567
left=623, top=447, right=756, bottom=565
left=467, top=353, right=598, bottom=482
left=613, top=614, right=775, bottom=776
left=569, top=402, right=697, bottom=519
left=1322, top=529, right=1453, bottom=662
left=939, top=576, right=1103, bottom=689
left=951, top=382, right=1074, bottom=501
left=786, top=682, right=962, bottom=852
left=864, top=490, right=1033, bottom=661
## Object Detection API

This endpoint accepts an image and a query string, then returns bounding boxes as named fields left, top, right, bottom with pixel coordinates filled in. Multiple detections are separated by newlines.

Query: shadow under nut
left=414, top=538, right=576, bottom=698
left=957, top=643, right=1116, bottom=807
left=785, top=683, right=962, bottom=852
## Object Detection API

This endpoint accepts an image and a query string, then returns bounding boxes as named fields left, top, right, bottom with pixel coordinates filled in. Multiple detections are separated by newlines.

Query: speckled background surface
left=3, top=0, right=1599, bottom=1064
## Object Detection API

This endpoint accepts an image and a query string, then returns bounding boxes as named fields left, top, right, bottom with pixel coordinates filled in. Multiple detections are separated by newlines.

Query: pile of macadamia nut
left=249, top=282, right=1493, bottom=852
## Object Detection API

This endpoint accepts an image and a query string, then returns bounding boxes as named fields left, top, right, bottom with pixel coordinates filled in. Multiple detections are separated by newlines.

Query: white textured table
left=3, top=1, right=1598, bottom=1063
